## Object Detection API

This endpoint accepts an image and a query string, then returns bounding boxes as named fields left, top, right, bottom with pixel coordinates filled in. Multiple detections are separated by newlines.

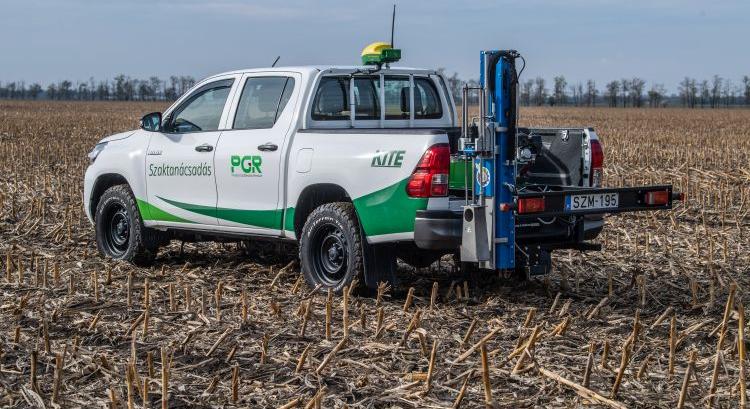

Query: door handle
left=195, top=143, right=214, bottom=152
left=258, top=142, right=278, bottom=152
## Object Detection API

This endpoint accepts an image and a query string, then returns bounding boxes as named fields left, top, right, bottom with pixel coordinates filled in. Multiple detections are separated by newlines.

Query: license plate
left=565, top=193, right=619, bottom=211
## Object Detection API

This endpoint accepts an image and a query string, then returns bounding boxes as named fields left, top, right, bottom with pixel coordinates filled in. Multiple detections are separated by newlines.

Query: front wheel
left=299, top=202, right=364, bottom=294
left=95, top=185, right=159, bottom=266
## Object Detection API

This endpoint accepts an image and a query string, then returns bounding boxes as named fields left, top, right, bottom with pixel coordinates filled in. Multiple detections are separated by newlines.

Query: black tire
left=299, top=202, right=364, bottom=294
left=95, top=185, right=159, bottom=266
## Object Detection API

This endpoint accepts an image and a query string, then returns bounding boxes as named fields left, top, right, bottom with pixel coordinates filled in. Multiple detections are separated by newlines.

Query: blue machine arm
left=479, top=50, right=521, bottom=270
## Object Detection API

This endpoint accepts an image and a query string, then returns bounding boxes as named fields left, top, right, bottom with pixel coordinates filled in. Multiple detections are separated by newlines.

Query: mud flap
left=362, top=240, right=398, bottom=289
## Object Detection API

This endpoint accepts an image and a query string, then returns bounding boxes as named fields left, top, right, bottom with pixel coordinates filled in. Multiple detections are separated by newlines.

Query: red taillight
left=406, top=144, right=450, bottom=198
left=590, top=139, right=604, bottom=187
left=518, top=197, right=545, bottom=214
left=644, top=190, right=669, bottom=205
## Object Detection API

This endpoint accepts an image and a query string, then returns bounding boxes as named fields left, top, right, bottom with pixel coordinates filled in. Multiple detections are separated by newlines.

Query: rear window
left=383, top=76, right=409, bottom=119
left=414, top=78, right=442, bottom=119
left=311, top=75, right=443, bottom=121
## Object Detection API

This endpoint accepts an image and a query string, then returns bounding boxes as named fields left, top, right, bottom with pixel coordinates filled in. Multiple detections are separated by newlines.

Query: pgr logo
left=371, top=150, right=405, bottom=168
left=230, top=155, right=262, bottom=177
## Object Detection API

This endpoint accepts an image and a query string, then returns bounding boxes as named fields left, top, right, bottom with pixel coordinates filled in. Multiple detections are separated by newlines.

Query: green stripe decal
left=156, top=196, right=215, bottom=218
left=157, top=196, right=283, bottom=229
left=284, top=207, right=295, bottom=232
left=136, top=199, right=193, bottom=223
left=146, top=178, right=424, bottom=236
left=353, top=178, right=428, bottom=236
left=214, top=208, right=282, bottom=229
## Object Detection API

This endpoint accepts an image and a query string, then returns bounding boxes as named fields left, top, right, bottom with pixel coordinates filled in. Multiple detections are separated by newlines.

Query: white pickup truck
left=84, top=62, right=607, bottom=292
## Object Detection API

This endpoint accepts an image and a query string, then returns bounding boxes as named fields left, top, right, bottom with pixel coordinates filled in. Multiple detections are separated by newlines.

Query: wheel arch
left=293, top=184, right=398, bottom=290
left=89, top=173, right=131, bottom=219
left=292, top=183, right=352, bottom=239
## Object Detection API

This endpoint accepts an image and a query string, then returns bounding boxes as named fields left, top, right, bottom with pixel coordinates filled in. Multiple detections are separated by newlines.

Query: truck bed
left=446, top=127, right=596, bottom=248
left=449, top=127, right=591, bottom=191
left=519, top=128, right=586, bottom=187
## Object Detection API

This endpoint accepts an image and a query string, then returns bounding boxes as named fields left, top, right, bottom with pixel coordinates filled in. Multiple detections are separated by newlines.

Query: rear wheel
left=299, top=202, right=364, bottom=293
left=95, top=185, right=159, bottom=266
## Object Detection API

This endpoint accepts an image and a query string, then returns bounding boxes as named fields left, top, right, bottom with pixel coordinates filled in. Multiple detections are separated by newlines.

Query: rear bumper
left=414, top=185, right=679, bottom=252
left=516, top=185, right=677, bottom=217
left=414, top=210, right=462, bottom=250
left=414, top=209, right=606, bottom=250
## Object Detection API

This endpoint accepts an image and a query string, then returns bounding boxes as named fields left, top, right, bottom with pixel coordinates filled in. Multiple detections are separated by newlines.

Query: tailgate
left=520, top=128, right=587, bottom=186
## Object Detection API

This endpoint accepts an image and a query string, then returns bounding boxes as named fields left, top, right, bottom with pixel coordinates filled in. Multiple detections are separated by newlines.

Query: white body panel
left=212, top=72, right=303, bottom=236
left=284, top=129, right=447, bottom=242
left=143, top=73, right=242, bottom=227
left=84, top=130, right=150, bottom=221
left=145, top=131, right=221, bottom=225
left=84, top=65, right=455, bottom=245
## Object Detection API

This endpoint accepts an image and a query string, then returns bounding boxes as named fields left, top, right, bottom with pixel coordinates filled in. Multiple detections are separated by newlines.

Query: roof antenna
left=390, top=4, right=396, bottom=48
left=271, top=56, right=280, bottom=67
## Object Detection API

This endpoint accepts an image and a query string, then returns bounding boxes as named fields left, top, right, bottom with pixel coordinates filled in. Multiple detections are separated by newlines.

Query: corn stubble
left=0, top=101, right=749, bottom=407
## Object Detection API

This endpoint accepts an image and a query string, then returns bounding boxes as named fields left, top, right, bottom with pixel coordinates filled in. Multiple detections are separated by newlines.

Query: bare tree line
left=2, top=71, right=750, bottom=108
left=518, top=76, right=750, bottom=108
left=436, top=69, right=750, bottom=108
left=0, top=75, right=196, bottom=101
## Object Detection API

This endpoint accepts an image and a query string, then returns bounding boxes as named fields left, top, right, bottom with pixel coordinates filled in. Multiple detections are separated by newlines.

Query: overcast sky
left=1, top=0, right=748, bottom=92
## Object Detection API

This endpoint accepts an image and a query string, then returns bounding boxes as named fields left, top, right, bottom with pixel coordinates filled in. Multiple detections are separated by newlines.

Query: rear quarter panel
left=285, top=130, right=448, bottom=243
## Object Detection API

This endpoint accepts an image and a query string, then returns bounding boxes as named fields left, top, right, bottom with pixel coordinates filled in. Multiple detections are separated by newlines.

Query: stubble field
left=0, top=100, right=749, bottom=408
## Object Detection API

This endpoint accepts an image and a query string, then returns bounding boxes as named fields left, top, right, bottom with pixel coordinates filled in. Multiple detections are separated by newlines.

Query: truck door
left=145, top=77, right=239, bottom=226
left=213, top=73, right=300, bottom=234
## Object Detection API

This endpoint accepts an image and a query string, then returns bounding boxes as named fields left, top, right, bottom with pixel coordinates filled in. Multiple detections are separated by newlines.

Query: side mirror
left=140, top=112, right=162, bottom=132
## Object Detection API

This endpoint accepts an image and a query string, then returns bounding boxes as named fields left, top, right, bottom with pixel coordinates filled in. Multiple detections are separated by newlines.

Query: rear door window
left=233, top=77, right=295, bottom=129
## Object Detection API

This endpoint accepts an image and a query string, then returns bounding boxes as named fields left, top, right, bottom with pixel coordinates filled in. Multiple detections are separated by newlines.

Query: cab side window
left=233, top=77, right=295, bottom=130
left=167, top=79, right=234, bottom=132
left=311, top=77, right=349, bottom=120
